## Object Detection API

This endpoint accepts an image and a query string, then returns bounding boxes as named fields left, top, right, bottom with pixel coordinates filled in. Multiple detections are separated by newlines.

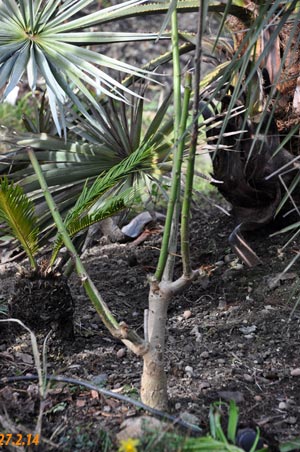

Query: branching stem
left=181, top=0, right=204, bottom=276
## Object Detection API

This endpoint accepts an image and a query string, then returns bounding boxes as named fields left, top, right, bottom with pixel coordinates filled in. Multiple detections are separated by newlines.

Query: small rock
left=231, top=263, right=244, bottom=271
left=267, top=272, right=297, bottom=290
left=191, top=326, right=202, bottom=341
left=254, top=395, right=262, bottom=402
left=218, top=391, right=244, bottom=403
left=224, top=253, right=236, bottom=263
left=103, top=405, right=111, bottom=412
left=117, top=416, right=168, bottom=441
left=180, top=411, right=199, bottom=425
left=92, top=374, right=108, bottom=385
left=199, top=381, right=210, bottom=390
left=184, top=366, right=194, bottom=377
left=286, top=416, right=297, bottom=425
left=239, top=325, right=257, bottom=335
left=183, top=310, right=192, bottom=319
left=278, top=401, right=288, bottom=410
left=215, top=260, right=225, bottom=267
left=175, top=402, right=181, bottom=410
left=200, top=351, right=209, bottom=359
left=243, top=374, right=254, bottom=383
left=117, top=348, right=127, bottom=359
left=244, top=334, right=255, bottom=340
left=291, top=368, right=300, bottom=376
left=217, top=298, right=227, bottom=310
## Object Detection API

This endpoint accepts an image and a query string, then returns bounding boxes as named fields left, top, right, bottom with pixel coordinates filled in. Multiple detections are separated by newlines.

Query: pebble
left=180, top=411, right=200, bottom=425
left=278, top=401, right=288, bottom=410
left=199, top=381, right=210, bottom=390
left=103, top=405, right=111, bottom=412
left=184, top=366, right=194, bottom=377
left=291, top=368, right=300, bottom=376
left=286, top=416, right=297, bottom=425
left=224, top=254, right=236, bottom=263
left=175, top=402, right=181, bottom=410
left=200, top=351, right=209, bottom=359
left=243, top=374, right=254, bottom=383
left=231, top=263, right=244, bottom=270
left=254, top=395, right=262, bottom=402
left=183, top=310, right=192, bottom=319
left=117, top=348, right=127, bottom=359
left=218, top=391, right=244, bottom=403
left=92, top=374, right=108, bottom=385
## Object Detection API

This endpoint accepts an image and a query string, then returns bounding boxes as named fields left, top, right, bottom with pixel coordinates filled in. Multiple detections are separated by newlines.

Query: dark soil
left=0, top=194, right=300, bottom=451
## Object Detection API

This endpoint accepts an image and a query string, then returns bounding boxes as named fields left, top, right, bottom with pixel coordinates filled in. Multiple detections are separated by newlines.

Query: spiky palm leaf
left=0, top=87, right=174, bottom=243
left=0, top=177, right=39, bottom=268
left=0, top=0, right=167, bottom=135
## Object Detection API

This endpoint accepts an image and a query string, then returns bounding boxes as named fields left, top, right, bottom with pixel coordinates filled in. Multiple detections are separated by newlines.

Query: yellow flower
left=118, top=438, right=140, bottom=452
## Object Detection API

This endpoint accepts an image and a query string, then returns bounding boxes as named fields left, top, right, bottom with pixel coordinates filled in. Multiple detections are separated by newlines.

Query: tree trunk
left=140, top=281, right=171, bottom=410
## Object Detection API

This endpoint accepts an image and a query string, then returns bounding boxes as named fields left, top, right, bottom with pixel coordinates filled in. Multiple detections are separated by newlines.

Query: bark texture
left=140, top=282, right=171, bottom=410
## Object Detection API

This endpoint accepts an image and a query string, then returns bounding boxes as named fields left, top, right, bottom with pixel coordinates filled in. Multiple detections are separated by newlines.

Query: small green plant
left=209, top=401, right=266, bottom=452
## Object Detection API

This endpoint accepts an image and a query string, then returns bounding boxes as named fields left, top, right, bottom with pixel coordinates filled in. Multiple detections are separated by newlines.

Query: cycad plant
left=0, top=176, right=74, bottom=339
left=1, top=147, right=143, bottom=338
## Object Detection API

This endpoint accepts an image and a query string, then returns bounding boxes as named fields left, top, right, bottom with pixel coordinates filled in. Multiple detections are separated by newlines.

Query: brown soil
left=0, top=194, right=300, bottom=451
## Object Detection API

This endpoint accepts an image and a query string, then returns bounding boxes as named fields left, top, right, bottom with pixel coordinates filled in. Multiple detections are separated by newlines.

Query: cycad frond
left=65, top=142, right=155, bottom=223
left=49, top=145, right=153, bottom=262
left=0, top=177, right=39, bottom=268
left=50, top=189, right=133, bottom=264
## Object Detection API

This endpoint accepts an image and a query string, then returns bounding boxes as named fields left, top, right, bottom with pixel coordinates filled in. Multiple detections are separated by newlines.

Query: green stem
left=154, top=3, right=182, bottom=282
left=181, top=1, right=203, bottom=277
left=180, top=73, right=194, bottom=276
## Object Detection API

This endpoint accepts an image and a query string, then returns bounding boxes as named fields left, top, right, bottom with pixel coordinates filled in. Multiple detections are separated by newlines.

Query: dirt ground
left=0, top=192, right=300, bottom=451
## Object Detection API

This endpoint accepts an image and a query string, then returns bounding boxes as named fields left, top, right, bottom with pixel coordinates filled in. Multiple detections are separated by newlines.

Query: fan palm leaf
left=0, top=0, right=168, bottom=135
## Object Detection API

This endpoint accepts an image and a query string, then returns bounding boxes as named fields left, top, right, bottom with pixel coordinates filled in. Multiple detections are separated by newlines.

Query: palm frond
left=65, top=142, right=156, bottom=222
left=0, top=0, right=168, bottom=135
left=0, top=177, right=39, bottom=268
left=50, top=189, right=134, bottom=265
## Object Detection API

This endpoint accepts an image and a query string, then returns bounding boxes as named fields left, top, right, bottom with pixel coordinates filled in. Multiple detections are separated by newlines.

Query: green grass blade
left=227, top=401, right=239, bottom=443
